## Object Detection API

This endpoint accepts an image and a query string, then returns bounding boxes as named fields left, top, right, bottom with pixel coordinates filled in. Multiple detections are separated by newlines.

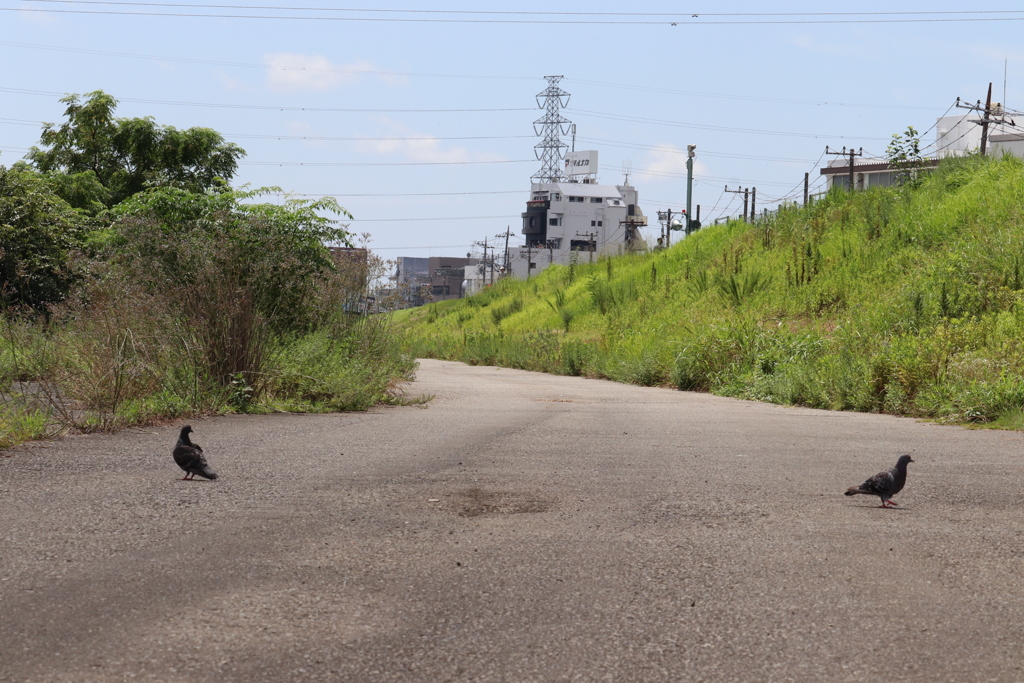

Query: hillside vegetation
left=399, top=154, right=1024, bottom=427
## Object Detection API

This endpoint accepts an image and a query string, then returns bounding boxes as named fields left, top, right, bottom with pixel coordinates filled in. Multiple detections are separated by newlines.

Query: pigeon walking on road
left=172, top=425, right=218, bottom=481
left=845, top=454, right=912, bottom=507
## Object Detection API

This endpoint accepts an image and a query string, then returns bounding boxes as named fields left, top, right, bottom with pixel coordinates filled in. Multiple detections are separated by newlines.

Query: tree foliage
left=886, top=125, right=925, bottom=188
left=27, top=91, right=246, bottom=212
left=109, top=186, right=354, bottom=334
left=0, top=163, right=89, bottom=311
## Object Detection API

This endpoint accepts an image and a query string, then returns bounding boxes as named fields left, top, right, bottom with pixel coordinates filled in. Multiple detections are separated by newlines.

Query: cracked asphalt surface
left=3, top=358, right=1024, bottom=681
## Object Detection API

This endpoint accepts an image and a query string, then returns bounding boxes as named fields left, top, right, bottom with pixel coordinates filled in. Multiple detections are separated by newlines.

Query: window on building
left=568, top=196, right=584, bottom=203
left=598, top=221, right=603, bottom=226
left=590, top=197, right=602, bottom=203
left=549, top=217, right=561, bottom=226
left=551, top=193, right=561, bottom=201
left=591, top=220, right=596, bottom=227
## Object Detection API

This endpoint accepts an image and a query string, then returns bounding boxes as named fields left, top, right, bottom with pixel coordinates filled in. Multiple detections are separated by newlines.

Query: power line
left=0, top=40, right=536, bottom=82
left=567, top=79, right=942, bottom=111
left=0, top=41, right=955, bottom=114
left=347, top=215, right=511, bottom=222
left=0, top=87, right=531, bottom=113
left=569, top=108, right=889, bottom=141
left=241, top=159, right=532, bottom=167
left=11, top=4, right=1024, bottom=24
left=274, top=190, right=522, bottom=198
left=229, top=133, right=532, bottom=142
left=370, top=244, right=474, bottom=251
left=577, top=136, right=817, bottom=163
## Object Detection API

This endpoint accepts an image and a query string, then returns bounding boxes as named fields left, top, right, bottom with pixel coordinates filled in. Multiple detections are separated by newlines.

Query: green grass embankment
left=397, top=154, right=1024, bottom=427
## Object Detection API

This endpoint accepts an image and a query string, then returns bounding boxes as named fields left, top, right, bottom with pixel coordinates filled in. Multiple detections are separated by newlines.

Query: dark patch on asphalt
left=455, top=487, right=550, bottom=517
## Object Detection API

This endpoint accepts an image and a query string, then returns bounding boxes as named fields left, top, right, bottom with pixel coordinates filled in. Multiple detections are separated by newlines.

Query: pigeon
left=845, top=454, right=913, bottom=507
left=172, top=425, right=218, bottom=481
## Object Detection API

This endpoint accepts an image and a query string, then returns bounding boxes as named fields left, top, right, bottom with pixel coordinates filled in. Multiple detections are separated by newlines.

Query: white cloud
left=263, top=53, right=399, bottom=92
left=636, top=144, right=710, bottom=184
left=355, top=118, right=503, bottom=164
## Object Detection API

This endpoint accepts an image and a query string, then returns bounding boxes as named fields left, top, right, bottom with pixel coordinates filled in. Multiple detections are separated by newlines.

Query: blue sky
left=2, top=2, right=1022, bottom=258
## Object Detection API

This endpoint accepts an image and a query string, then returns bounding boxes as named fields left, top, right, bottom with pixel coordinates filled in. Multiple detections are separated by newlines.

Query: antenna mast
left=532, top=75, right=572, bottom=184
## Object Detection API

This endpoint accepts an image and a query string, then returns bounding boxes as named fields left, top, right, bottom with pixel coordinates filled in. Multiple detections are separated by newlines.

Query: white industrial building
left=506, top=151, right=648, bottom=278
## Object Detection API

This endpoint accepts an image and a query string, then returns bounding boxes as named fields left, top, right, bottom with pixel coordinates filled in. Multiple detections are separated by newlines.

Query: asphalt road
left=3, top=359, right=1024, bottom=682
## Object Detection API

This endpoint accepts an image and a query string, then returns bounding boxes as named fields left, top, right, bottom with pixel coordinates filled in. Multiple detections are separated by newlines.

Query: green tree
left=109, top=185, right=353, bottom=332
left=0, top=162, right=90, bottom=311
left=886, top=126, right=925, bottom=188
left=27, top=91, right=246, bottom=212
left=106, top=185, right=353, bottom=386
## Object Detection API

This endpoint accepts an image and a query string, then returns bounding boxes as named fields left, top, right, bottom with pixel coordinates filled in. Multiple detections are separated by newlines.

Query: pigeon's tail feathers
left=196, top=465, right=218, bottom=480
left=845, top=487, right=866, bottom=496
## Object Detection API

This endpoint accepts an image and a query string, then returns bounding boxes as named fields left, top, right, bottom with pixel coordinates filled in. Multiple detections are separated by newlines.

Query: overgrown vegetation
left=399, top=153, right=1024, bottom=427
left=2, top=94, right=415, bottom=450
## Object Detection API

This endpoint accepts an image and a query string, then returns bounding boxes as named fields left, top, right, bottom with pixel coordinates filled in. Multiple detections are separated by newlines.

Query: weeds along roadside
left=399, top=154, right=1024, bottom=427
left=2, top=187, right=416, bottom=450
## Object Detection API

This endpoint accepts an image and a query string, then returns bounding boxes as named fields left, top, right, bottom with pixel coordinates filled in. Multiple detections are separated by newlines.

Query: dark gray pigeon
left=172, top=425, right=218, bottom=481
left=845, top=454, right=912, bottom=507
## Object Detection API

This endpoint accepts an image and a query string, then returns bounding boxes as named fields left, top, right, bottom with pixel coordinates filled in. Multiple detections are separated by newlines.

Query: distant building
left=394, top=257, right=430, bottom=308
left=822, top=111, right=1023, bottom=191
left=462, top=261, right=501, bottom=297
left=393, top=255, right=479, bottom=307
left=935, top=114, right=1023, bottom=158
left=505, top=151, right=647, bottom=278
left=821, top=156, right=940, bottom=191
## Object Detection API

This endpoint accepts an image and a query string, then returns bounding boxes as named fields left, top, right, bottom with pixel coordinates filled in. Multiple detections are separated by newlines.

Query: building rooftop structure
left=505, top=151, right=648, bottom=278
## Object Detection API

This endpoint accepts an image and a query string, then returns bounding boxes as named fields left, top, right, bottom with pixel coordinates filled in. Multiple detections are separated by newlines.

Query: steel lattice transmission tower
left=531, top=75, right=572, bottom=183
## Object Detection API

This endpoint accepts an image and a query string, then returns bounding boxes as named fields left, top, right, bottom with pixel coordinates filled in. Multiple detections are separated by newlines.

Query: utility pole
left=750, top=187, right=757, bottom=221
left=803, top=172, right=809, bottom=205
left=955, top=83, right=1017, bottom=156
left=826, top=146, right=863, bottom=191
left=657, top=209, right=683, bottom=248
left=981, top=82, right=993, bottom=156
left=473, top=237, right=491, bottom=287
left=725, top=186, right=747, bottom=222
left=685, top=144, right=696, bottom=235
left=576, top=231, right=597, bottom=262
left=495, top=226, right=512, bottom=279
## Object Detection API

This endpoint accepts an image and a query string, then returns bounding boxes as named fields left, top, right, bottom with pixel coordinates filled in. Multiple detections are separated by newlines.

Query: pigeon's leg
left=881, top=499, right=898, bottom=508
left=182, top=472, right=193, bottom=480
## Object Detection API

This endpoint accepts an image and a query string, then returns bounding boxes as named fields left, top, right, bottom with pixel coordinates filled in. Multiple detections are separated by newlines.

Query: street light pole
left=685, top=144, right=696, bottom=234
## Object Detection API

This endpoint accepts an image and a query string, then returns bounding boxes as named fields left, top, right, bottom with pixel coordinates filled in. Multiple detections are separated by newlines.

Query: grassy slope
left=397, top=154, right=1024, bottom=426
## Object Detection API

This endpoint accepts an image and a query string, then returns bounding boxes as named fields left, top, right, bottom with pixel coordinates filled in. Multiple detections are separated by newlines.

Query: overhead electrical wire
left=345, top=215, right=511, bottom=222
left=567, top=79, right=942, bottom=112
left=10, top=3, right=1024, bottom=24
left=0, top=41, right=956, bottom=114
left=241, top=159, right=532, bottom=167
left=0, top=87, right=531, bottom=113
left=569, top=108, right=889, bottom=141
left=275, top=190, right=522, bottom=198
